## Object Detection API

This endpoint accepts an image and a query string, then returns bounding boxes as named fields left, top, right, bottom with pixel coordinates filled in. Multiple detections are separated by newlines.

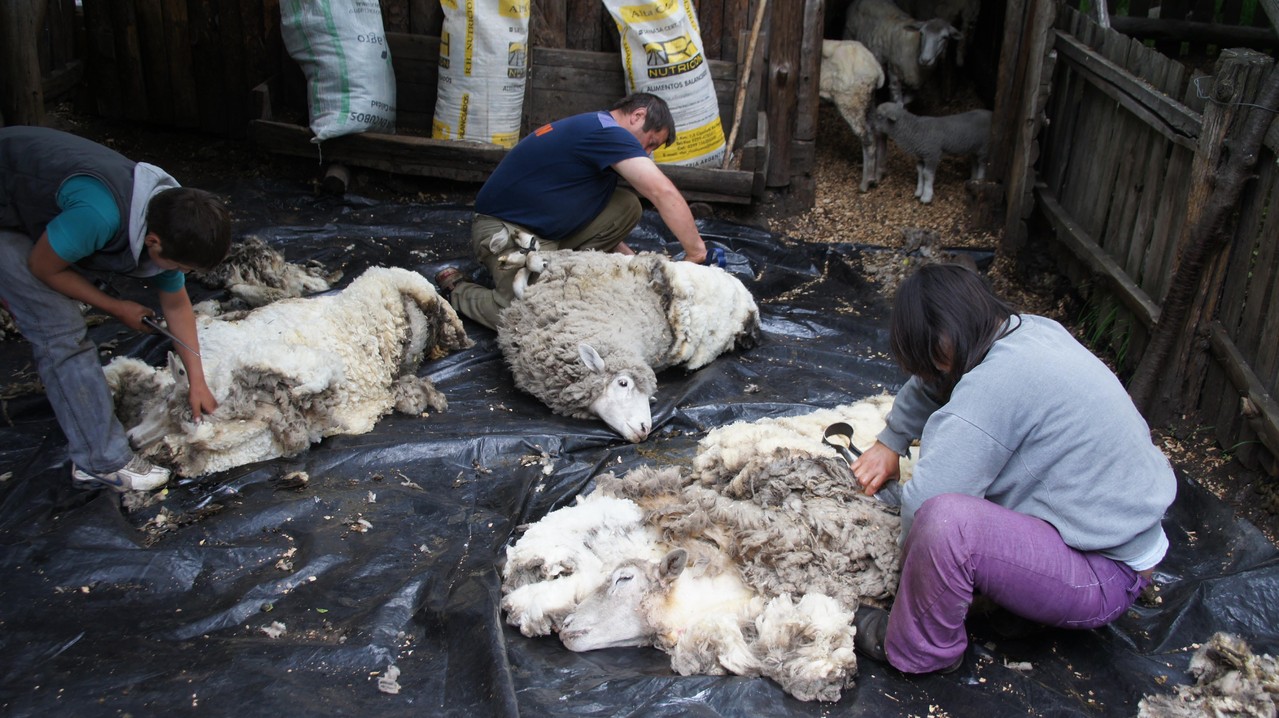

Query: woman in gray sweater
left=850, top=264, right=1176, bottom=674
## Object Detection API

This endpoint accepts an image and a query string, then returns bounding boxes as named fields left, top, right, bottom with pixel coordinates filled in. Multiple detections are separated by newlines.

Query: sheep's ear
left=578, top=343, right=607, bottom=373
left=486, top=226, right=511, bottom=254
left=659, top=549, right=688, bottom=581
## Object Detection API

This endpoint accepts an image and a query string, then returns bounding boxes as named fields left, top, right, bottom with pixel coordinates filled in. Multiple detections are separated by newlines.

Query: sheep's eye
left=618, top=378, right=629, bottom=388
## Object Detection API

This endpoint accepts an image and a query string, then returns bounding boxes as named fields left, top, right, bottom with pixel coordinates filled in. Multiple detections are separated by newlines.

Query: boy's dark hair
left=611, top=93, right=678, bottom=147
left=890, top=263, right=1018, bottom=398
left=146, top=187, right=231, bottom=269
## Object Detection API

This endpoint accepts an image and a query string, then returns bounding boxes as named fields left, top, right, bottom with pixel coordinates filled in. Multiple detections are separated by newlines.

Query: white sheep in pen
left=496, top=250, right=761, bottom=443
left=104, top=266, right=473, bottom=476
left=819, top=39, right=886, bottom=193
left=875, top=101, right=991, bottom=204
left=500, top=395, right=914, bottom=702
left=843, top=0, right=961, bottom=105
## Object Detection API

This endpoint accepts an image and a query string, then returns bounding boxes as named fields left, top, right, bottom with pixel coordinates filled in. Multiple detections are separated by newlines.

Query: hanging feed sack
left=280, top=0, right=397, bottom=143
left=604, top=0, right=727, bottom=168
left=432, top=0, right=531, bottom=148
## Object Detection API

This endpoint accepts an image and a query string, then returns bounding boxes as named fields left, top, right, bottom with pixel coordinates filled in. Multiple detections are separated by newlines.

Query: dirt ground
left=35, top=100, right=1279, bottom=547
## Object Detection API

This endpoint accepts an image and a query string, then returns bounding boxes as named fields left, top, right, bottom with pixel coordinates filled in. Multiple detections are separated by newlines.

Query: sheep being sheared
left=496, top=250, right=761, bottom=443
left=189, top=235, right=343, bottom=308
left=500, top=396, right=910, bottom=701
left=1138, top=632, right=1279, bottom=718
left=819, top=39, right=886, bottom=192
left=103, top=267, right=472, bottom=476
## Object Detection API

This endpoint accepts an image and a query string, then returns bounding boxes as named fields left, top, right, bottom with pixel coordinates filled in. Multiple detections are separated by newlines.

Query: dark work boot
left=853, top=605, right=963, bottom=674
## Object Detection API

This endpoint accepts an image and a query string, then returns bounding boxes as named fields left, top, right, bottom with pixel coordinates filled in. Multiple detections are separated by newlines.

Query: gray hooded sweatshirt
left=877, top=314, right=1175, bottom=571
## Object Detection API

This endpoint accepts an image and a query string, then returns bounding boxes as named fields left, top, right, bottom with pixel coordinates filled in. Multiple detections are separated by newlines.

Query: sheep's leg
left=914, top=161, right=926, bottom=200
left=971, top=153, right=988, bottom=181
left=919, top=160, right=938, bottom=204
left=858, top=132, right=877, bottom=192
left=874, top=130, right=888, bottom=183
left=888, top=73, right=905, bottom=105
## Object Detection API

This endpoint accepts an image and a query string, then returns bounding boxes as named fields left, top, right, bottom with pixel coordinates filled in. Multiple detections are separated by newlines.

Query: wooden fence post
left=0, top=0, right=48, bottom=127
left=1128, top=51, right=1279, bottom=417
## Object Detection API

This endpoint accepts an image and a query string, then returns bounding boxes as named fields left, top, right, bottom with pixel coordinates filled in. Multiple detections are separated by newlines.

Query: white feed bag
left=281, top=0, right=398, bottom=143
left=432, top=0, right=530, bottom=148
left=603, top=0, right=727, bottom=168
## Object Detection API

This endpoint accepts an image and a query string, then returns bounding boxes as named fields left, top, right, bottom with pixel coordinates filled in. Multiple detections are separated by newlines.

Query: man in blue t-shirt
left=0, top=127, right=231, bottom=493
left=436, top=93, right=715, bottom=330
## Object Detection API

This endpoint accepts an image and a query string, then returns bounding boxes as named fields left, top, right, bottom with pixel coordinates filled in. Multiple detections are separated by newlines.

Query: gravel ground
left=28, top=100, right=1279, bottom=546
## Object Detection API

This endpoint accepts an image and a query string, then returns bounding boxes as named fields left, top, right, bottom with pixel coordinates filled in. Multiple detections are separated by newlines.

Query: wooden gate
left=1011, top=3, right=1279, bottom=475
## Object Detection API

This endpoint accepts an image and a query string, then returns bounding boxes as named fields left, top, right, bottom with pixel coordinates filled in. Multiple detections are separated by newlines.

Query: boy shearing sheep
left=0, top=126, right=231, bottom=493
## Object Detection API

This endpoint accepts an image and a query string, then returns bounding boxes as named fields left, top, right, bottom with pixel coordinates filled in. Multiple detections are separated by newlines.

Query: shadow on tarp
left=0, top=179, right=1275, bottom=717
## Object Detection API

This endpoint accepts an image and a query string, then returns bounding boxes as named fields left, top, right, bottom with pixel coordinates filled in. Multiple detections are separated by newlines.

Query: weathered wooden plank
left=1, top=0, right=46, bottom=126
left=1000, top=0, right=1057, bottom=252
left=566, top=0, right=605, bottom=51
left=794, top=0, right=823, bottom=144
left=1208, top=321, right=1279, bottom=462
left=1113, top=35, right=1164, bottom=279
left=532, top=0, right=567, bottom=49
left=989, top=0, right=1030, bottom=183
left=164, top=0, right=201, bottom=127
left=1053, top=30, right=1201, bottom=147
left=1040, top=7, right=1083, bottom=197
left=1110, top=16, right=1279, bottom=47
left=107, top=0, right=151, bottom=120
left=721, top=0, right=752, bottom=71
left=408, top=0, right=443, bottom=35
left=41, top=60, right=83, bottom=100
left=1035, top=182, right=1161, bottom=326
left=766, top=1, right=800, bottom=186
left=134, top=0, right=173, bottom=124
left=81, top=0, right=123, bottom=118
left=1080, top=27, right=1132, bottom=245
left=698, top=0, right=725, bottom=60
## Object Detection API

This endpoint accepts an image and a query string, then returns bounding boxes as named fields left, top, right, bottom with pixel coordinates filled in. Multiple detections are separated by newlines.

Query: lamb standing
left=875, top=101, right=990, bottom=204
left=104, top=266, right=473, bottom=476
left=501, top=396, right=910, bottom=701
left=496, top=250, right=760, bottom=443
left=843, top=0, right=961, bottom=105
left=819, top=39, right=886, bottom=193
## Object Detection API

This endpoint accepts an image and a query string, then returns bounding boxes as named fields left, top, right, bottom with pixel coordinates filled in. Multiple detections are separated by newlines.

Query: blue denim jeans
left=0, top=229, right=133, bottom=475
left=885, top=493, right=1149, bottom=673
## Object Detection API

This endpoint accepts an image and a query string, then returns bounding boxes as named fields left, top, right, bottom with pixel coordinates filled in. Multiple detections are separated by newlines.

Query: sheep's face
left=579, top=343, right=655, bottom=443
left=914, top=19, right=960, bottom=68
left=559, top=551, right=685, bottom=651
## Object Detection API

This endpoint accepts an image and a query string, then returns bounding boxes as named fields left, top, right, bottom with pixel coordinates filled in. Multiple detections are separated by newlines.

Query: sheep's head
left=579, top=343, right=655, bottom=443
left=559, top=549, right=686, bottom=652
left=910, top=18, right=961, bottom=68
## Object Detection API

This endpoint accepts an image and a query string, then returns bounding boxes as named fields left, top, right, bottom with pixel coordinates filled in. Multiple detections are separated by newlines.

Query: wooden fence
left=1030, top=4, right=1279, bottom=475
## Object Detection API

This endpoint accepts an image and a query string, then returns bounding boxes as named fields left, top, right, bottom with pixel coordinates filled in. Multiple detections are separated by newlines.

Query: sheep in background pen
left=819, top=40, right=886, bottom=192
left=496, top=250, right=760, bottom=443
left=843, top=0, right=961, bottom=105
left=875, top=101, right=991, bottom=204
left=103, top=266, right=473, bottom=476
left=500, top=396, right=912, bottom=702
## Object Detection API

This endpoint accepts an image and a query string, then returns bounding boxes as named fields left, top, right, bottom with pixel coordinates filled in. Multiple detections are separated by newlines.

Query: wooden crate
left=249, top=32, right=766, bottom=204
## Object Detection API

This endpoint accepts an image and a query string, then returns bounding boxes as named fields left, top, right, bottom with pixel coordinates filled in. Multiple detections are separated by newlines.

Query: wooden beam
left=0, top=0, right=47, bottom=126
left=1208, top=321, right=1279, bottom=459
left=1053, top=30, right=1201, bottom=147
left=1035, top=182, right=1161, bottom=327
left=1255, top=0, right=1279, bottom=37
left=1110, top=16, right=1279, bottom=48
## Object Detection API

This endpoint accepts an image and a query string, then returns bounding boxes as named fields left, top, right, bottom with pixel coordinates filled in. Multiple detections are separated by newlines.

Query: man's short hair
left=611, top=93, right=678, bottom=148
left=146, top=187, right=231, bottom=269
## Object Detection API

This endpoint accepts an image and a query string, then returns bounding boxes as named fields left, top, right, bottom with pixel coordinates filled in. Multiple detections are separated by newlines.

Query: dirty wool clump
left=1138, top=632, right=1279, bottom=718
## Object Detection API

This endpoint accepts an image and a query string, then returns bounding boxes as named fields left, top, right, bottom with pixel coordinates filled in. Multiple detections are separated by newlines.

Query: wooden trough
left=249, top=32, right=769, bottom=204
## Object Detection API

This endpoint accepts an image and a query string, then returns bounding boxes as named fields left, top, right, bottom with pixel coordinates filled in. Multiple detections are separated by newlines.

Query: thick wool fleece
left=496, top=250, right=759, bottom=420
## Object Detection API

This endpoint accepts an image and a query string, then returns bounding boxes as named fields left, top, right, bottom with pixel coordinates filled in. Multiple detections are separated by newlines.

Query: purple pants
left=885, top=494, right=1149, bottom=673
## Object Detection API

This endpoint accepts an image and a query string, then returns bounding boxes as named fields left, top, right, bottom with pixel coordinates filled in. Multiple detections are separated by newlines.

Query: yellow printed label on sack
left=492, top=130, right=519, bottom=148
left=653, top=116, right=725, bottom=163
left=440, top=0, right=457, bottom=8
left=458, top=93, right=470, bottom=138
left=464, top=0, right=475, bottom=76
left=433, top=118, right=454, bottom=139
left=500, top=0, right=530, bottom=19
left=439, top=30, right=451, bottom=69
left=616, top=0, right=678, bottom=25
left=507, top=41, right=527, bottom=77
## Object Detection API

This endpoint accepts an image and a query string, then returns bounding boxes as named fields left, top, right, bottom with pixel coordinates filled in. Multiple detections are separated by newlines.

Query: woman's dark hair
left=610, top=93, right=678, bottom=147
left=890, top=263, right=1018, bottom=397
left=147, top=187, right=231, bottom=270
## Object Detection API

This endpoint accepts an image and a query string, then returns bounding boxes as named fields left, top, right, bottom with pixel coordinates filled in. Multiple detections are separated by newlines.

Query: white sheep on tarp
left=189, top=235, right=342, bottom=308
left=500, top=396, right=912, bottom=702
left=104, top=266, right=473, bottom=476
left=496, top=250, right=761, bottom=443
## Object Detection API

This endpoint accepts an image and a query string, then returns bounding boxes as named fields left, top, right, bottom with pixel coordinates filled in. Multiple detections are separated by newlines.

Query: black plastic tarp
left=1, top=181, right=1276, bottom=717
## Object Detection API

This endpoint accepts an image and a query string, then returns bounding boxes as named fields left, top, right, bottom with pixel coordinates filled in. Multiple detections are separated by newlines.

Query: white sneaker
left=71, top=455, right=170, bottom=492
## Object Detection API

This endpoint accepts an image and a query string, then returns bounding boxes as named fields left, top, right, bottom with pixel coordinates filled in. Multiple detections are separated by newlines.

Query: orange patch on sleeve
left=534, top=124, right=554, bottom=136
